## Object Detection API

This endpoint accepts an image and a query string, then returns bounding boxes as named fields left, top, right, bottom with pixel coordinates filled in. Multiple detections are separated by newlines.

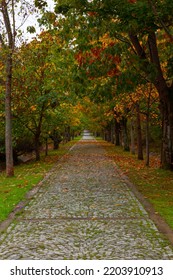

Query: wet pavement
left=0, top=131, right=173, bottom=259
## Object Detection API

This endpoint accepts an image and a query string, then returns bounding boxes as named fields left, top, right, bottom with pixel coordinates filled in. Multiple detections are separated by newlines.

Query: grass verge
left=0, top=139, right=79, bottom=223
left=101, top=140, right=173, bottom=230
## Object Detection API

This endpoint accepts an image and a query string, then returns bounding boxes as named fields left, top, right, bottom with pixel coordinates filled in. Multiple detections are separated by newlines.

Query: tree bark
left=105, top=124, right=112, bottom=142
left=67, top=126, right=71, bottom=141
left=1, top=0, right=15, bottom=177
left=121, top=117, right=130, bottom=151
left=160, top=96, right=173, bottom=170
left=34, top=133, right=40, bottom=161
left=50, top=130, right=62, bottom=149
left=130, top=119, right=135, bottom=155
left=136, top=103, right=144, bottom=160
left=5, top=53, right=14, bottom=176
left=115, top=119, right=120, bottom=146
left=145, top=87, right=151, bottom=167
left=111, top=121, right=115, bottom=144
left=146, top=111, right=150, bottom=167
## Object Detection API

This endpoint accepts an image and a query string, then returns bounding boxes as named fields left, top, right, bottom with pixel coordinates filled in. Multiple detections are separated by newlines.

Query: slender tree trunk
left=71, top=130, right=75, bottom=140
left=115, top=119, right=120, bottom=146
left=130, top=119, right=135, bottom=154
left=54, top=141, right=60, bottom=149
left=111, top=121, right=115, bottom=144
left=34, top=103, right=45, bottom=161
left=67, top=126, right=71, bottom=141
left=107, top=124, right=112, bottom=142
left=50, top=130, right=62, bottom=149
left=146, top=113, right=150, bottom=166
left=160, top=95, right=173, bottom=170
left=105, top=124, right=111, bottom=142
left=45, top=138, right=48, bottom=156
left=5, top=53, right=14, bottom=177
left=1, top=0, right=14, bottom=177
left=63, top=126, right=71, bottom=143
left=35, top=140, right=40, bottom=161
left=145, top=88, right=151, bottom=167
left=104, top=130, right=107, bottom=141
left=136, top=103, right=144, bottom=160
left=121, top=117, right=130, bottom=151
left=34, top=133, right=41, bottom=161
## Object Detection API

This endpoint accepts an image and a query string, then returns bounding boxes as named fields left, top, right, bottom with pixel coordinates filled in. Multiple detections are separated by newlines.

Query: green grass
left=102, top=140, right=173, bottom=230
left=0, top=139, right=79, bottom=223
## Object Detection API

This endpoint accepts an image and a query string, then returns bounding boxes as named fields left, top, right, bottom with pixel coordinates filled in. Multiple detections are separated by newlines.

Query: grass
left=0, top=139, right=79, bottom=223
left=102, top=140, right=173, bottom=230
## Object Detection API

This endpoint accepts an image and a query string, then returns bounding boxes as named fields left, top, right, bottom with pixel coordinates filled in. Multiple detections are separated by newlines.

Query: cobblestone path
left=0, top=134, right=173, bottom=259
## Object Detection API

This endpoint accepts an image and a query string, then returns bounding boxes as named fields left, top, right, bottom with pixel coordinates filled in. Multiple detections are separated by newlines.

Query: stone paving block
left=0, top=134, right=173, bottom=259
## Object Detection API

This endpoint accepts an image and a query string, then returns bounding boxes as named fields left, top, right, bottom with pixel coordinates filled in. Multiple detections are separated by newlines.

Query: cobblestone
left=0, top=133, right=173, bottom=259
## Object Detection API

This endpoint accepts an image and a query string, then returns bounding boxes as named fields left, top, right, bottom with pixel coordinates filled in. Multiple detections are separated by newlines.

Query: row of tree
left=0, top=0, right=84, bottom=176
left=53, top=0, right=173, bottom=170
left=1, top=0, right=173, bottom=176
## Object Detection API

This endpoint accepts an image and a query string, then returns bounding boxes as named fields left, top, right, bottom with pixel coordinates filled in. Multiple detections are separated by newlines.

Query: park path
left=0, top=131, right=173, bottom=259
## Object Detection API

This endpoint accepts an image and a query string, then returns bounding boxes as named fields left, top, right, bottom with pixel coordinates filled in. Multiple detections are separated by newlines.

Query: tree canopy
left=1, top=0, right=173, bottom=174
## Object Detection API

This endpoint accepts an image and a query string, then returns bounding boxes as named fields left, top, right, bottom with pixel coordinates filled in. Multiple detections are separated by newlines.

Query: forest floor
left=0, top=132, right=173, bottom=259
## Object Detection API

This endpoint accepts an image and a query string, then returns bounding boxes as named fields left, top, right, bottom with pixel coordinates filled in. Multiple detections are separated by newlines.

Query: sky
left=18, top=0, right=55, bottom=42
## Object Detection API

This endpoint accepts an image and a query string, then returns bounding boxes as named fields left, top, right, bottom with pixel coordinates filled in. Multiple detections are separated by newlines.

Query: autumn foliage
left=75, top=40, right=121, bottom=79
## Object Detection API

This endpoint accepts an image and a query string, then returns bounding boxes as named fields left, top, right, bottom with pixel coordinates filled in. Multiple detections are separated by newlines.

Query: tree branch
left=147, top=31, right=170, bottom=98
left=0, top=33, right=5, bottom=46
left=12, top=0, right=16, bottom=46
left=148, top=0, right=173, bottom=42
left=114, top=32, right=137, bottom=54
left=128, top=33, right=147, bottom=59
left=1, top=0, right=14, bottom=49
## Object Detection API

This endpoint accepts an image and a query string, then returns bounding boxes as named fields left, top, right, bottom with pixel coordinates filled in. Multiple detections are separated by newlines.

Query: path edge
left=0, top=140, right=80, bottom=233
left=114, top=165, right=173, bottom=247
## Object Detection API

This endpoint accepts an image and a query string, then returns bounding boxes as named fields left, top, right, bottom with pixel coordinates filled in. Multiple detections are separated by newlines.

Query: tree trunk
left=136, top=103, right=144, bottom=160
left=145, top=89, right=151, bottom=167
left=5, top=53, right=14, bottom=177
left=1, top=0, right=14, bottom=177
left=45, top=138, right=48, bottom=156
left=54, top=140, right=60, bottom=149
left=34, top=134, right=40, bottom=161
left=71, top=130, right=75, bottom=140
left=130, top=119, right=135, bottom=155
left=115, top=119, right=120, bottom=146
left=160, top=95, right=173, bottom=170
left=121, top=117, right=130, bottom=151
left=67, top=126, right=71, bottom=141
left=111, top=120, right=115, bottom=144
left=104, top=130, right=107, bottom=141
left=63, top=126, right=71, bottom=143
left=146, top=112, right=150, bottom=167
left=107, top=124, right=112, bottom=142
